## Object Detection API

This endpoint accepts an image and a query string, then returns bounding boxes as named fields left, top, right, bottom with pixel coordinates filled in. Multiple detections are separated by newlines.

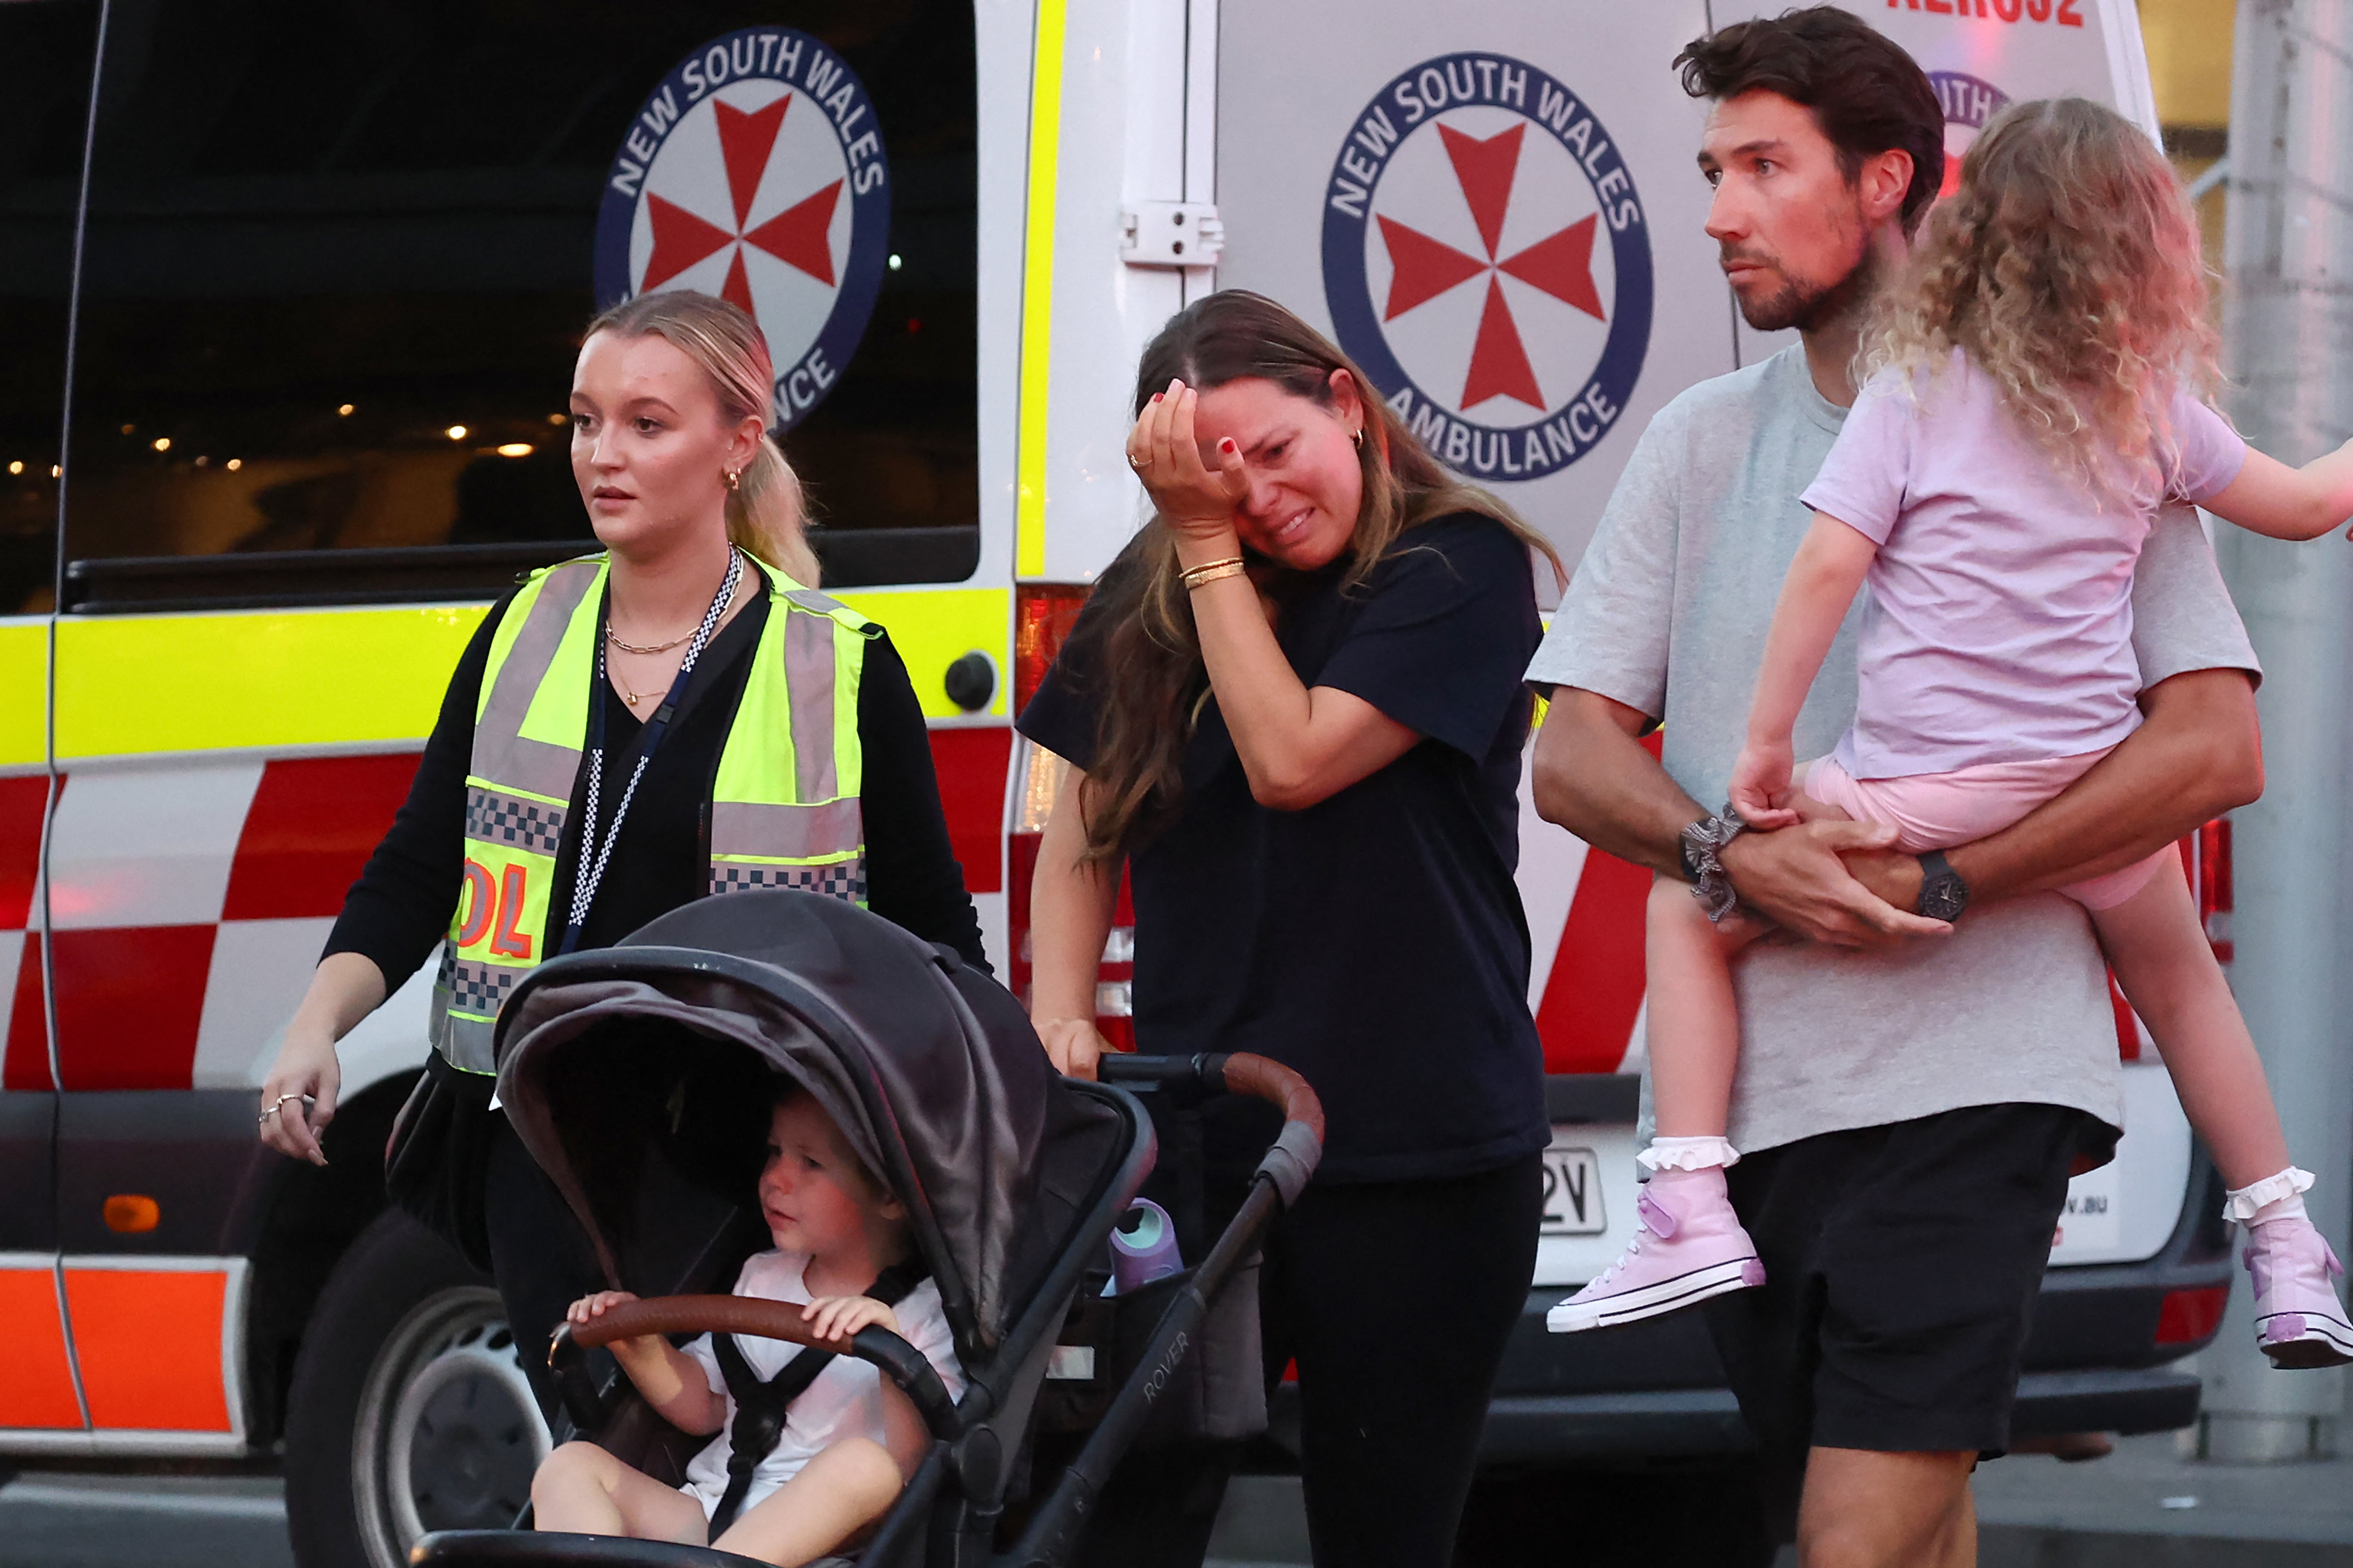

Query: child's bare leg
left=711, top=1437, right=904, bottom=1567
left=1646, top=783, right=1844, bottom=1141
left=2091, top=856, right=2292, bottom=1191
left=1553, top=869, right=1769, bottom=1334
left=1549, top=792, right=1849, bottom=1334
left=531, top=1440, right=708, bottom=1544
left=1646, top=879, right=1760, bottom=1140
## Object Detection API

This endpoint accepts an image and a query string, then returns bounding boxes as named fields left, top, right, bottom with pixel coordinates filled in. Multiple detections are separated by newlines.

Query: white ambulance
left=0, top=1, right=2232, bottom=1563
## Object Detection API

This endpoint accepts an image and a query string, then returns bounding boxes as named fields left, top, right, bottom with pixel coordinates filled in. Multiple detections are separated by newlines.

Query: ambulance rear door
left=1006, top=0, right=1221, bottom=586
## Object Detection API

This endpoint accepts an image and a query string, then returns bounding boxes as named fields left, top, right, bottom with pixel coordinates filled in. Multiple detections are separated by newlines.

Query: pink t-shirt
left=1800, top=350, right=2246, bottom=779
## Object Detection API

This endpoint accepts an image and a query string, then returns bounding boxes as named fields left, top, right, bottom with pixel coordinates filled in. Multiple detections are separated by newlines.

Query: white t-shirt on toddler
left=676, top=1249, right=964, bottom=1522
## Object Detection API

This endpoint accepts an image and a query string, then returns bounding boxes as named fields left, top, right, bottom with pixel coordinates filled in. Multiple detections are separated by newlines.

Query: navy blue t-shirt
left=1017, top=513, right=1548, bottom=1183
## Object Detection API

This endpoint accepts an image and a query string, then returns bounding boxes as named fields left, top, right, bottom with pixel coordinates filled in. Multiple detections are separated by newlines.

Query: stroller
left=410, top=889, right=1322, bottom=1568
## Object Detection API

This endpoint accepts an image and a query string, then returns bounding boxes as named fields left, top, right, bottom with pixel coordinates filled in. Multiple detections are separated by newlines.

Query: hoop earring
left=723, top=467, right=742, bottom=491
left=1351, top=426, right=1364, bottom=449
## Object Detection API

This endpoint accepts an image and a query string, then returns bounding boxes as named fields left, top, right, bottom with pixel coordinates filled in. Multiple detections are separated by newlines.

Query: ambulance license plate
left=1539, top=1144, right=1606, bottom=1236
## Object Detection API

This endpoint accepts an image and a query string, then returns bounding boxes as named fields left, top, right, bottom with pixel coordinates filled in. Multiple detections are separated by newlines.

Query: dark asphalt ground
left=9, top=1436, right=2353, bottom=1568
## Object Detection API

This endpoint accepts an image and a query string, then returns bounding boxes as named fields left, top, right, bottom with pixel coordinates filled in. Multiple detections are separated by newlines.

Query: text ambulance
left=0, top=2, right=2232, bottom=1564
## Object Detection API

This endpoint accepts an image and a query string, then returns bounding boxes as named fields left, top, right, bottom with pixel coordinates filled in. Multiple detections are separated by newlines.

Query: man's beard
left=1732, top=240, right=1877, bottom=334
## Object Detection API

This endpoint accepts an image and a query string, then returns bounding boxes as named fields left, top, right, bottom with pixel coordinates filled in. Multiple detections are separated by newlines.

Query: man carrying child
left=1527, top=11, right=2265, bottom=1565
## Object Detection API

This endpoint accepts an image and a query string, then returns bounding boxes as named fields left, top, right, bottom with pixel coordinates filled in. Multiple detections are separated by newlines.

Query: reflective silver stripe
left=427, top=997, right=497, bottom=1076
left=474, top=561, right=598, bottom=801
left=429, top=950, right=505, bottom=1075
left=783, top=608, right=837, bottom=802
left=487, top=735, right=587, bottom=806
left=708, top=798, right=864, bottom=861
left=781, top=586, right=849, bottom=615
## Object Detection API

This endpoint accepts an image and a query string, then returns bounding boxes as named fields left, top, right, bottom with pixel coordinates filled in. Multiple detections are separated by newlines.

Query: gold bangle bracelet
left=1182, top=560, right=1248, bottom=589
left=1179, top=555, right=1245, bottom=584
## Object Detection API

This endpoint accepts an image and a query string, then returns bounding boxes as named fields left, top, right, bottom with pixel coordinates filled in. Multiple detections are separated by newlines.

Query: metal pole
left=2207, top=0, right=2353, bottom=1464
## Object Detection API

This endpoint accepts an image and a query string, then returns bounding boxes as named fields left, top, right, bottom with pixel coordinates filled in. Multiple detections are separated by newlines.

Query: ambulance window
left=61, top=0, right=978, bottom=613
left=0, top=0, right=100, bottom=616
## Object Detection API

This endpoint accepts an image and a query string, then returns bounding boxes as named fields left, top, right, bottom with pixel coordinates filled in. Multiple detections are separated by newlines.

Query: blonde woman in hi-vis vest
left=257, top=291, right=985, bottom=1408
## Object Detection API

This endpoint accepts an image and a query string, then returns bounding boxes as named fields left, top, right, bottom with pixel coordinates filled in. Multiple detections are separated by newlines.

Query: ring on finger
left=259, top=1105, right=280, bottom=1123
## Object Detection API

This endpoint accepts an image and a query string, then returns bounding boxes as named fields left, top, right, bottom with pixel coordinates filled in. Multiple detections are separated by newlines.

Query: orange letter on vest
left=489, top=864, right=534, bottom=959
left=456, top=860, right=495, bottom=948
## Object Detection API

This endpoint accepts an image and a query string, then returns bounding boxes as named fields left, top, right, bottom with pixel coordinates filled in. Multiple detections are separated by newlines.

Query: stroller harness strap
left=428, top=550, right=879, bottom=1074
left=705, top=1260, right=931, bottom=1539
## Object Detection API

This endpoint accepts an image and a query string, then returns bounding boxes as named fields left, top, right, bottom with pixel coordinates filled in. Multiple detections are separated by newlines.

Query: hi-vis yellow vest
left=429, top=553, right=873, bottom=1074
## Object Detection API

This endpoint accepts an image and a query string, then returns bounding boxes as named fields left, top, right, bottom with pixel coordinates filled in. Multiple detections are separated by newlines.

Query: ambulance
left=0, top=1, right=2233, bottom=1562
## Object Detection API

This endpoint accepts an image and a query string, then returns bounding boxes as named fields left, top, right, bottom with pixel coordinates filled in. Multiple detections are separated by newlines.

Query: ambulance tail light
left=2195, top=817, right=2234, bottom=965
left=1006, top=783, right=1137, bottom=1054
left=1014, top=582, right=1090, bottom=714
left=1008, top=580, right=1135, bottom=1053
left=2153, top=1284, right=2229, bottom=1348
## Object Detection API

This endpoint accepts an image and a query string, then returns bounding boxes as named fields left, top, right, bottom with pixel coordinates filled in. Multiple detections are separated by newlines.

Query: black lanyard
left=555, top=550, right=744, bottom=956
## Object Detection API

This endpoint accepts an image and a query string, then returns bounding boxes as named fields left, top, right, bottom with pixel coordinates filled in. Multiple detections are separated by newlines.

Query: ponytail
left=584, top=290, right=821, bottom=587
left=729, top=433, right=819, bottom=588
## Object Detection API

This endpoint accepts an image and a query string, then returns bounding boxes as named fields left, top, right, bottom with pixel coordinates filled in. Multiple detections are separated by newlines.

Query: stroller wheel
left=286, top=1211, right=553, bottom=1568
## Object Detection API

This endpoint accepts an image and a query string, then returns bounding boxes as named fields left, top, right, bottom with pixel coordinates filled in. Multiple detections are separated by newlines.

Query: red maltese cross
left=1375, top=122, right=1605, bottom=412
left=640, top=94, right=843, bottom=314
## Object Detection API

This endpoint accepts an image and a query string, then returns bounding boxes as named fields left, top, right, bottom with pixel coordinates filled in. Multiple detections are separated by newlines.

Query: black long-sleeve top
left=326, top=570, right=988, bottom=984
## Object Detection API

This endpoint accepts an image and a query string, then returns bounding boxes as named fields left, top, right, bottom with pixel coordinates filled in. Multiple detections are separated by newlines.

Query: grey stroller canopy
left=492, top=889, right=1127, bottom=1364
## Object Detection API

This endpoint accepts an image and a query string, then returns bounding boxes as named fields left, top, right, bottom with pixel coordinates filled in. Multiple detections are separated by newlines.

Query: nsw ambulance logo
left=1930, top=71, right=2010, bottom=198
left=593, top=28, right=891, bottom=432
left=1322, top=53, right=1652, bottom=482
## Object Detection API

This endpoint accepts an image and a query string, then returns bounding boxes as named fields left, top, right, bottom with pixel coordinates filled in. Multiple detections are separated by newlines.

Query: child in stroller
left=533, top=1079, right=966, bottom=1566
left=412, top=889, right=1322, bottom=1568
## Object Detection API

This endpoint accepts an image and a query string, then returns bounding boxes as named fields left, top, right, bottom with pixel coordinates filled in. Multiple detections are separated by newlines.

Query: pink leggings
left=1804, top=748, right=2171, bottom=911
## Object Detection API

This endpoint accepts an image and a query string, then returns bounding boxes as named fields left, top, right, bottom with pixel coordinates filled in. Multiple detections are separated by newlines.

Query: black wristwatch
left=1916, top=849, right=1970, bottom=922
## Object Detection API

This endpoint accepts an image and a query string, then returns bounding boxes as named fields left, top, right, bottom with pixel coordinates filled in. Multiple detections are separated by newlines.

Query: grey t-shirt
left=1525, top=345, right=2260, bottom=1154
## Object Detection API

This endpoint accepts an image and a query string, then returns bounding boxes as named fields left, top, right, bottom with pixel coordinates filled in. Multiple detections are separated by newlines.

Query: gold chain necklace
left=606, top=626, right=692, bottom=655
left=606, top=551, right=742, bottom=695
left=606, top=550, right=742, bottom=654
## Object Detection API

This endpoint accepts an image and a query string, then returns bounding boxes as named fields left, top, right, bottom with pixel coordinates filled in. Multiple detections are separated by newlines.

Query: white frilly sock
left=2223, top=1165, right=2314, bottom=1225
left=1639, top=1135, right=1741, bottom=1173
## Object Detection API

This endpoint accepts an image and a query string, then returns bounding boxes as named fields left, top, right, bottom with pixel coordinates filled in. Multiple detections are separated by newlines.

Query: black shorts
left=1704, top=1103, right=2113, bottom=1534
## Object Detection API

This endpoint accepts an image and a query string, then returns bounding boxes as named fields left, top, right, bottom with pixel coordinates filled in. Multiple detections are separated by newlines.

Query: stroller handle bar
left=1098, top=1051, right=1324, bottom=1208
left=550, top=1298, right=962, bottom=1441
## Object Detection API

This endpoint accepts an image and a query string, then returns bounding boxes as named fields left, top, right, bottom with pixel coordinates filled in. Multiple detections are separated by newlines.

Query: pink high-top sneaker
left=2245, top=1218, right=2353, bottom=1369
left=1546, top=1167, right=1765, bottom=1334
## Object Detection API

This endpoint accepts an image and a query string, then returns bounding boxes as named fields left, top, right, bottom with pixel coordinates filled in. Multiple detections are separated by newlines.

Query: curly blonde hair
left=1863, top=97, right=2220, bottom=497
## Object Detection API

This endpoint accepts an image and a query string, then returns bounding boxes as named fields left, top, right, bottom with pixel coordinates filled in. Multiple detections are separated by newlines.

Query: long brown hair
left=1076, top=290, right=1562, bottom=862
left=583, top=290, right=821, bottom=586
left=1862, top=98, right=2219, bottom=497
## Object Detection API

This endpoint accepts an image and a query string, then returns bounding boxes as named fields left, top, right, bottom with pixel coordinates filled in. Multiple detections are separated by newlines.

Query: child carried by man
left=1553, top=97, right=2353, bottom=1369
